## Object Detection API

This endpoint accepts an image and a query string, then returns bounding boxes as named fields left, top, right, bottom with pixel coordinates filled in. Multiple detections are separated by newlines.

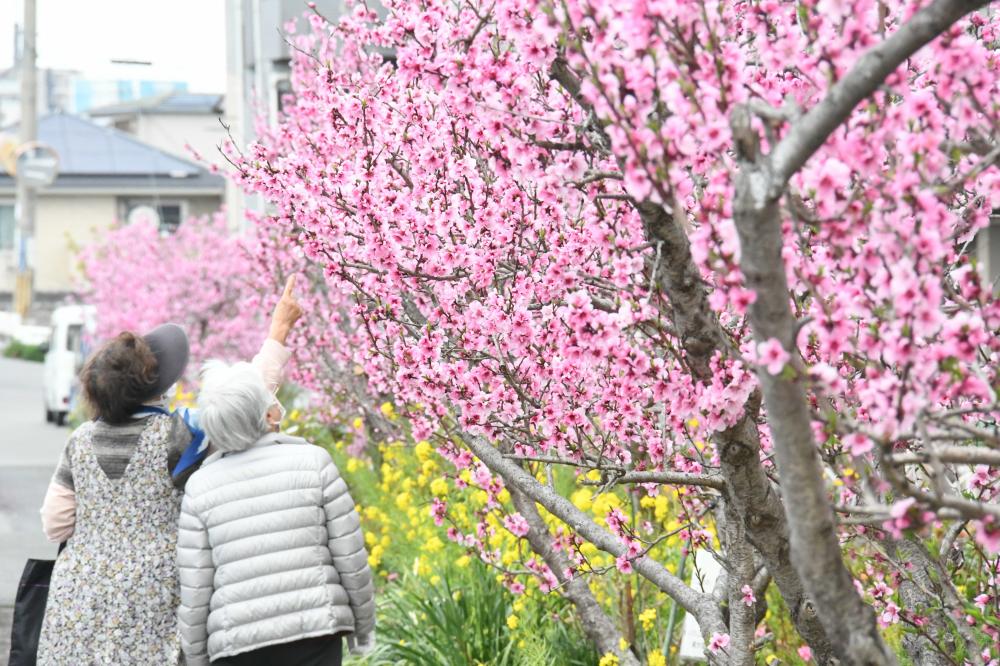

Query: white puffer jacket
left=176, top=433, right=375, bottom=665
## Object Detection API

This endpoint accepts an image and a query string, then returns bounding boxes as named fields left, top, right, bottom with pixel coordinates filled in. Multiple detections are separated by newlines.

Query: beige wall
left=1, top=195, right=117, bottom=294
left=187, top=196, right=224, bottom=218
left=1, top=192, right=222, bottom=296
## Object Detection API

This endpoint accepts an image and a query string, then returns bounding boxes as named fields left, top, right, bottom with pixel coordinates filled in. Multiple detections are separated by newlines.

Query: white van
left=43, top=305, right=96, bottom=426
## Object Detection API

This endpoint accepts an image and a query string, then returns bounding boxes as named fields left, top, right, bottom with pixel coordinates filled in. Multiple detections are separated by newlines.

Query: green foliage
left=360, top=561, right=517, bottom=666
left=3, top=340, right=46, bottom=362
left=338, top=551, right=599, bottom=666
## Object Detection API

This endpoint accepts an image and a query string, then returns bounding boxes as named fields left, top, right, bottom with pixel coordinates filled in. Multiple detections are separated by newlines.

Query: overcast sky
left=0, top=0, right=227, bottom=92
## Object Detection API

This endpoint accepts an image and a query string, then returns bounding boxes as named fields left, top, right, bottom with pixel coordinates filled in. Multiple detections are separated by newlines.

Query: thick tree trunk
left=724, top=2, right=991, bottom=663
left=637, top=200, right=838, bottom=664
left=887, top=539, right=956, bottom=666
left=731, top=153, right=895, bottom=666
left=718, top=500, right=758, bottom=666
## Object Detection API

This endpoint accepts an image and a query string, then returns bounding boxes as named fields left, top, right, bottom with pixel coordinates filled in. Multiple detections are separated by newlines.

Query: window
left=0, top=203, right=14, bottom=250
left=66, top=324, right=83, bottom=352
left=120, top=199, right=185, bottom=234
left=276, top=78, right=294, bottom=114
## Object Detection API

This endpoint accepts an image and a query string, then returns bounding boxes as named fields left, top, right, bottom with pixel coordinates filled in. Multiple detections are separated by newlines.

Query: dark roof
left=0, top=113, right=224, bottom=192
left=88, top=92, right=224, bottom=117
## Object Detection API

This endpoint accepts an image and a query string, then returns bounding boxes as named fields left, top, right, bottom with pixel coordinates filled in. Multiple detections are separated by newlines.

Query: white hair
left=197, top=361, right=272, bottom=453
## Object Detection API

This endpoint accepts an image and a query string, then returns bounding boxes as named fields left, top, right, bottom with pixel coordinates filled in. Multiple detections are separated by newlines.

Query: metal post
left=224, top=0, right=248, bottom=232
left=14, top=0, right=37, bottom=318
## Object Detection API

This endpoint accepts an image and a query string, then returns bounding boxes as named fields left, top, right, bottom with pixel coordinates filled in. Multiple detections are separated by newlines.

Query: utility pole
left=14, top=0, right=37, bottom=319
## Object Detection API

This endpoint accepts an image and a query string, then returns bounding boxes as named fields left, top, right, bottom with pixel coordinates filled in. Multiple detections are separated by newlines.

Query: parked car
left=43, top=305, right=96, bottom=426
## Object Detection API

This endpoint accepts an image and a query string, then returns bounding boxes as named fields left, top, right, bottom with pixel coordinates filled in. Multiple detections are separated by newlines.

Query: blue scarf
left=134, top=405, right=208, bottom=480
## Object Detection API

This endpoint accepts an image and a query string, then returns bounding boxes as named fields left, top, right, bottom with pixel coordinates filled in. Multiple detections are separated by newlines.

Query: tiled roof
left=0, top=113, right=224, bottom=191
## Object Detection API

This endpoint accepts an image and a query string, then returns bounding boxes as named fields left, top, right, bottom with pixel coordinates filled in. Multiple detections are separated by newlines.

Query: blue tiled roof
left=37, top=114, right=202, bottom=176
left=0, top=113, right=224, bottom=192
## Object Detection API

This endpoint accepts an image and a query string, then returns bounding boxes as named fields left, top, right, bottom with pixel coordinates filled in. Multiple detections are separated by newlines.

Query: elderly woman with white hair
left=176, top=361, right=375, bottom=666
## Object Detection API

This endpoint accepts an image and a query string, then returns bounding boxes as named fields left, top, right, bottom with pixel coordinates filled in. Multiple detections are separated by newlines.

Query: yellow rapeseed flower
left=571, top=489, right=593, bottom=512
left=638, top=607, right=657, bottom=631
left=414, top=440, right=433, bottom=462
left=654, top=495, right=670, bottom=522
left=352, top=417, right=363, bottom=430
left=618, top=638, right=629, bottom=651
left=430, top=477, right=450, bottom=496
left=456, top=555, right=471, bottom=568
left=648, top=649, right=666, bottom=666
left=380, top=401, right=395, bottom=418
left=599, top=653, right=620, bottom=666
left=506, top=614, right=519, bottom=630
left=346, top=458, right=361, bottom=474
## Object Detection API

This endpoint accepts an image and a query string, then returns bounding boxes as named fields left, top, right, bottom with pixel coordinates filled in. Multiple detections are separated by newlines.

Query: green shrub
left=343, top=559, right=599, bottom=666
left=3, top=340, right=46, bottom=362
left=362, top=561, right=517, bottom=666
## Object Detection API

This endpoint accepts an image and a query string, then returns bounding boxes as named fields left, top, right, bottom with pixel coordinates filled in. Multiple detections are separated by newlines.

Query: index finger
left=282, top=273, right=297, bottom=298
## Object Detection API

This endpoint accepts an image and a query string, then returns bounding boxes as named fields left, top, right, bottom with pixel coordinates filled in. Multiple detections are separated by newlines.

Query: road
left=0, top=356, right=68, bottom=662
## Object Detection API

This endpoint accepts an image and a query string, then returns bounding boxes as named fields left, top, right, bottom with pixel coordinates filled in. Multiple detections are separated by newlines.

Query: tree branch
left=509, top=488, right=641, bottom=665
left=460, top=432, right=723, bottom=631
left=769, top=0, right=992, bottom=188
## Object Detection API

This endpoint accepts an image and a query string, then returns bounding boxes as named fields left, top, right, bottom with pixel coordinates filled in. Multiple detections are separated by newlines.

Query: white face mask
left=266, top=400, right=286, bottom=431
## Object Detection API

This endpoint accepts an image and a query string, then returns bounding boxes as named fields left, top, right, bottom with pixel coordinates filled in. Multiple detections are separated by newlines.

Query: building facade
left=0, top=114, right=223, bottom=311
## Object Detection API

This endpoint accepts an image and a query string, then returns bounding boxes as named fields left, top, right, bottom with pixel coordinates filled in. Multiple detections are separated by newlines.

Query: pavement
left=0, top=356, right=69, bottom=663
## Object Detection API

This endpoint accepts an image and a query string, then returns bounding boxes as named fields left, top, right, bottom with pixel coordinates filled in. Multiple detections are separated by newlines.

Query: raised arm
left=251, top=274, right=302, bottom=392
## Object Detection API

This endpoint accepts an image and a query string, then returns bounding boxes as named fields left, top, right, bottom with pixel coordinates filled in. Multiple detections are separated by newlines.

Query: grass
left=3, top=340, right=46, bottom=362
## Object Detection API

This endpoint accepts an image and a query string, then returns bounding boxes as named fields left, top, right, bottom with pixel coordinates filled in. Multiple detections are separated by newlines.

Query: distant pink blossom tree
left=77, top=213, right=265, bottom=370
left=226, top=0, right=1000, bottom=663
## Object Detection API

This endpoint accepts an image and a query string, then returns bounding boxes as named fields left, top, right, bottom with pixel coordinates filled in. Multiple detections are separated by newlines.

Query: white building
left=88, top=92, right=227, bottom=164
left=223, top=0, right=387, bottom=229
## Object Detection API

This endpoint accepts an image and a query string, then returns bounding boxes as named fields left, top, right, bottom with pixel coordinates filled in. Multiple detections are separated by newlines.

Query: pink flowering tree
left=77, top=213, right=266, bottom=370
left=230, top=0, right=1000, bottom=663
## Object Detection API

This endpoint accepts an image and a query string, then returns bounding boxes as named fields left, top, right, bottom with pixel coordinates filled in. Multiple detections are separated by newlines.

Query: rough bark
left=727, top=2, right=990, bottom=664
left=732, top=147, right=895, bottom=665
left=510, top=488, right=641, bottom=666
left=636, top=200, right=837, bottom=664
left=885, top=538, right=961, bottom=666
left=718, top=500, right=758, bottom=666
left=549, top=55, right=838, bottom=663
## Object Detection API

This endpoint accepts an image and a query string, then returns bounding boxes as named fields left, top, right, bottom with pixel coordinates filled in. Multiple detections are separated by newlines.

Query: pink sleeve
left=40, top=482, right=76, bottom=543
left=251, top=338, right=293, bottom=393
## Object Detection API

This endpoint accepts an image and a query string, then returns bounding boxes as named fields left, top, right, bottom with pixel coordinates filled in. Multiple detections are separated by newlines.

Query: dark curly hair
left=80, top=332, right=159, bottom=424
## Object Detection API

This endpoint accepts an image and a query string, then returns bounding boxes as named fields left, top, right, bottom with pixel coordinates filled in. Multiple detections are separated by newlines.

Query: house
left=974, top=216, right=1000, bottom=290
left=88, top=91, right=227, bottom=164
left=0, top=113, right=224, bottom=310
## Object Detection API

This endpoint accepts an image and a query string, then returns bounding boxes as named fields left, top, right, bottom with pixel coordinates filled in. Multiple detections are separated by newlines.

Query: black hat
left=142, top=323, right=190, bottom=400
